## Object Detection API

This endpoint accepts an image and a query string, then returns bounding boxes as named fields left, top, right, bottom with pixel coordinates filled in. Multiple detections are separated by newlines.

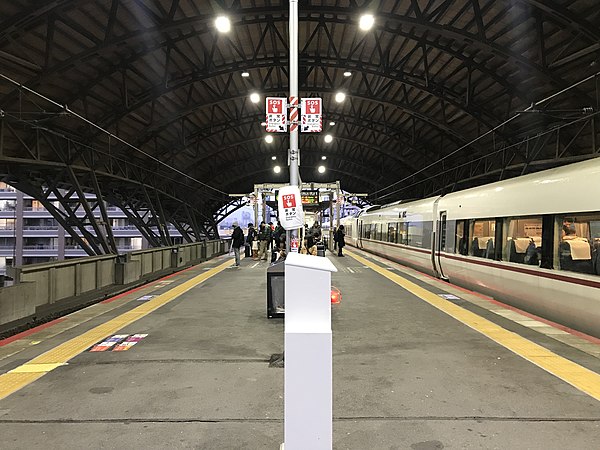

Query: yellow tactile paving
left=348, top=250, right=600, bottom=402
left=0, top=259, right=233, bottom=401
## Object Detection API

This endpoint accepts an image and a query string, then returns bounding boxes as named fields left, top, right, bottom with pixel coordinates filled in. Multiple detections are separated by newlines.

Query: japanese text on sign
left=266, top=97, right=288, bottom=133
left=301, top=98, right=322, bottom=133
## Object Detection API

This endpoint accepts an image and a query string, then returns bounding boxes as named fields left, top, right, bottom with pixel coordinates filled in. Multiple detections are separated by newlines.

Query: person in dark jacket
left=336, top=225, right=346, bottom=257
left=258, top=222, right=272, bottom=261
left=231, top=221, right=245, bottom=267
left=246, top=223, right=257, bottom=258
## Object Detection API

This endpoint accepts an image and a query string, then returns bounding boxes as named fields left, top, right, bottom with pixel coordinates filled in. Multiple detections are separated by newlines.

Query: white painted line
left=347, top=267, right=355, bottom=273
left=251, top=262, right=259, bottom=268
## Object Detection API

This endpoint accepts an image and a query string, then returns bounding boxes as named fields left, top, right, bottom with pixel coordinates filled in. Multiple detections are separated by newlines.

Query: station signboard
left=301, top=190, right=320, bottom=205
left=266, top=97, right=287, bottom=132
left=301, top=98, right=322, bottom=132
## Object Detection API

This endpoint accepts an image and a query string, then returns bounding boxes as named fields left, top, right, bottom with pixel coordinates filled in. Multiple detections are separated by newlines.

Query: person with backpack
left=231, top=222, right=245, bottom=266
left=258, top=222, right=272, bottom=261
left=246, top=223, right=257, bottom=259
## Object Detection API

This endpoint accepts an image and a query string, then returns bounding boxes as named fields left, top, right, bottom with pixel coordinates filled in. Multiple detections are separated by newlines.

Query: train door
left=358, top=219, right=364, bottom=249
left=436, top=211, right=449, bottom=281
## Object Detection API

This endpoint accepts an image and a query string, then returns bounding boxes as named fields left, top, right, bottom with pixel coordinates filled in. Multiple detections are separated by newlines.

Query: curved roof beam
left=92, top=58, right=499, bottom=136
left=5, top=7, right=576, bottom=106
left=216, top=163, right=382, bottom=193
left=127, top=88, right=472, bottom=150
left=518, top=0, right=599, bottom=41
left=155, top=112, right=446, bottom=171
left=190, top=135, right=419, bottom=182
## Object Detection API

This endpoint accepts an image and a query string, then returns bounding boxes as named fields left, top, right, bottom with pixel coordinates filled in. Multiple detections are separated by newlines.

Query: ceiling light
left=335, top=92, right=346, bottom=103
left=274, top=165, right=281, bottom=174
left=241, top=71, right=250, bottom=77
left=265, top=135, right=274, bottom=143
left=359, top=14, right=375, bottom=31
left=318, top=165, right=326, bottom=174
left=215, top=16, right=231, bottom=33
left=329, top=121, right=335, bottom=126
left=321, top=156, right=327, bottom=160
left=261, top=122, right=267, bottom=126
left=343, top=71, right=352, bottom=77
left=271, top=156, right=277, bottom=160
left=250, top=92, right=260, bottom=103
left=324, top=134, right=333, bottom=143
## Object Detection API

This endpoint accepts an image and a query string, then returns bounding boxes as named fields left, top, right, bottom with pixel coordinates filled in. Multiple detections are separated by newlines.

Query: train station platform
left=0, top=248, right=599, bottom=449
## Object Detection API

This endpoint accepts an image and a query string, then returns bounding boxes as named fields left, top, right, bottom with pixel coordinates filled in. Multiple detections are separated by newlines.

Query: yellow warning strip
left=348, top=250, right=600, bottom=402
left=0, top=258, right=233, bottom=401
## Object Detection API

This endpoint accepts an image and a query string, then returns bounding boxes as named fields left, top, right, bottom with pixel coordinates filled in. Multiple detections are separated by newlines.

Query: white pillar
left=284, top=253, right=337, bottom=450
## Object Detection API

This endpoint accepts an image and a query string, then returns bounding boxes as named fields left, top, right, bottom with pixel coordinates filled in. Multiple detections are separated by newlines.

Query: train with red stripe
left=341, top=158, right=600, bottom=338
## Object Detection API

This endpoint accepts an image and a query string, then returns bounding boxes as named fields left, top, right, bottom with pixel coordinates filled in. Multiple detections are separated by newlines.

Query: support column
left=14, top=190, right=23, bottom=266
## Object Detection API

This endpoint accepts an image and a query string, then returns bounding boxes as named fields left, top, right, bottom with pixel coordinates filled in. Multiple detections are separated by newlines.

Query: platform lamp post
left=286, top=0, right=300, bottom=255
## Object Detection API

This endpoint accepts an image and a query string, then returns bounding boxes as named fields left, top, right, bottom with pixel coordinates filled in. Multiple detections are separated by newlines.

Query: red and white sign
left=266, top=97, right=287, bottom=132
left=301, top=98, right=322, bottom=133
left=277, top=185, right=304, bottom=230
left=290, top=237, right=299, bottom=253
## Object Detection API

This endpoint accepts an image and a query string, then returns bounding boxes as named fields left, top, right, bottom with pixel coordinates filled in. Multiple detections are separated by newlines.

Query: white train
left=341, top=158, right=600, bottom=338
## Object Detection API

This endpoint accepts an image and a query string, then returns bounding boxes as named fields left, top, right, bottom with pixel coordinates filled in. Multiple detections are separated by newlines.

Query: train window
left=407, top=222, right=424, bottom=248
left=387, top=223, right=398, bottom=243
left=455, top=220, right=468, bottom=255
left=398, top=222, right=408, bottom=245
left=469, top=219, right=496, bottom=259
left=504, top=217, right=542, bottom=265
left=557, top=213, right=600, bottom=275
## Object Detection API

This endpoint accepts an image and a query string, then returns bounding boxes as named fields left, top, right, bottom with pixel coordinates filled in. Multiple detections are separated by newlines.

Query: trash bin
left=267, top=259, right=285, bottom=318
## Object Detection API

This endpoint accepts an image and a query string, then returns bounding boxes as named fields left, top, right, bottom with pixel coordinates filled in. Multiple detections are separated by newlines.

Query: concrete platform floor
left=0, top=249, right=599, bottom=449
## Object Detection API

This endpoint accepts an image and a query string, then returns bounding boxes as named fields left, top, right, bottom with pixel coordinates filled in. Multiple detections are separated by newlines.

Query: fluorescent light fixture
left=359, top=14, right=375, bottom=31
left=318, top=165, right=326, bottom=174
left=250, top=92, right=260, bottom=103
left=271, top=156, right=277, bottom=160
left=274, top=165, right=281, bottom=174
left=321, top=156, right=327, bottom=160
left=324, top=134, right=333, bottom=143
left=215, top=16, right=231, bottom=33
left=241, top=71, right=250, bottom=77
left=335, top=92, right=346, bottom=103
left=261, top=122, right=267, bottom=126
left=329, top=121, right=335, bottom=126
left=265, top=135, right=274, bottom=143
left=343, top=71, right=352, bottom=77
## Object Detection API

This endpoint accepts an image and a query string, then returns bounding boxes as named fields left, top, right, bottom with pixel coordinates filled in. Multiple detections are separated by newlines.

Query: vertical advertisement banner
left=266, top=97, right=288, bottom=132
left=277, top=185, right=304, bottom=230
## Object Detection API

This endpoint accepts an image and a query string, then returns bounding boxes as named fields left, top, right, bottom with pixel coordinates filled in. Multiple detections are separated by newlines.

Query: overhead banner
left=301, top=98, right=322, bottom=132
left=277, top=185, right=304, bottom=230
left=266, top=97, right=288, bottom=132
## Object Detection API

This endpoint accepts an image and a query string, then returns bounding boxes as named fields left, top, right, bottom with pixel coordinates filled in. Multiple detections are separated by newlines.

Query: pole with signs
left=288, top=0, right=300, bottom=254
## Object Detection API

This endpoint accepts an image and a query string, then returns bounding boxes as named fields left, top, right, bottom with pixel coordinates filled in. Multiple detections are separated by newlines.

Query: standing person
left=231, top=222, right=245, bottom=267
left=246, top=223, right=257, bottom=259
left=332, top=226, right=338, bottom=251
left=258, top=222, right=272, bottom=261
left=336, top=225, right=346, bottom=257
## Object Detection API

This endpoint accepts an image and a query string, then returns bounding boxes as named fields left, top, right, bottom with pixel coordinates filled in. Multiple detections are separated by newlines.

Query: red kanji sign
left=266, top=97, right=287, bottom=132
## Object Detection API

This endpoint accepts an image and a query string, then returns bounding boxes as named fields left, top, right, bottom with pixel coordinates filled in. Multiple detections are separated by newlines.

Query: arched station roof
left=0, top=0, right=599, bottom=241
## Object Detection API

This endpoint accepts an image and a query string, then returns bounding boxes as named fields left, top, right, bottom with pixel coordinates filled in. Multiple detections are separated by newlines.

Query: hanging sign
left=266, top=97, right=288, bottom=132
left=277, top=185, right=304, bottom=230
left=301, top=98, right=322, bottom=132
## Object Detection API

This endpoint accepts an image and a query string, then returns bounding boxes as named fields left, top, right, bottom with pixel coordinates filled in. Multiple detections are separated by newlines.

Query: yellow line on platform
left=347, top=250, right=600, bottom=402
left=0, top=259, right=233, bottom=401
